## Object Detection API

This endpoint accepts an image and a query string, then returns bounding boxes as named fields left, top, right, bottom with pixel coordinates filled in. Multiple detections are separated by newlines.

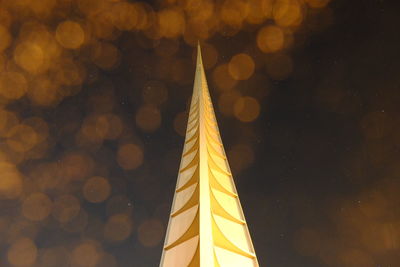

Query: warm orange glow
left=220, top=0, right=249, bottom=29
left=59, top=152, right=94, bottom=181
left=0, top=110, right=18, bottom=137
left=55, top=58, right=86, bottom=88
left=212, top=64, right=238, bottom=91
left=233, top=96, right=261, bottom=122
left=31, top=0, right=56, bottom=17
left=83, top=176, right=111, bottom=203
left=228, top=53, right=255, bottom=81
left=0, top=72, right=28, bottom=100
left=90, top=42, right=121, bottom=70
left=135, top=104, right=161, bottom=132
left=134, top=3, right=153, bottom=31
left=28, top=77, right=60, bottom=107
left=22, top=192, right=53, bottom=221
left=0, top=164, right=22, bottom=199
left=56, top=21, right=85, bottom=49
left=80, top=114, right=120, bottom=144
left=24, top=117, right=48, bottom=143
left=184, top=0, right=215, bottom=23
left=117, top=143, right=144, bottom=170
left=157, top=8, right=185, bottom=38
left=339, top=249, right=375, bottom=266
left=6, top=124, right=38, bottom=152
left=52, top=194, right=81, bottom=223
left=257, top=25, right=285, bottom=53
left=218, top=90, right=241, bottom=116
left=0, top=24, right=11, bottom=51
left=246, top=0, right=272, bottom=24
left=111, top=2, right=139, bottom=31
left=71, top=242, right=100, bottom=267
left=104, top=214, right=133, bottom=242
left=273, top=0, right=304, bottom=28
left=358, top=191, right=388, bottom=219
left=14, top=42, right=45, bottom=74
left=40, top=247, right=70, bottom=267
left=7, top=237, right=37, bottom=266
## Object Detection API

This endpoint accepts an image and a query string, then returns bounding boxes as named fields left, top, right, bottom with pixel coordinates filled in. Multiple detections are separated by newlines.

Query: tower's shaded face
left=0, top=0, right=399, bottom=266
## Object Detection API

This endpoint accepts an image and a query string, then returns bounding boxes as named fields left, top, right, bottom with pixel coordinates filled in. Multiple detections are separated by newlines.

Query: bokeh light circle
left=83, top=176, right=111, bottom=203
left=117, top=143, right=144, bottom=170
left=56, top=21, right=85, bottom=49
left=233, top=96, right=261, bottom=122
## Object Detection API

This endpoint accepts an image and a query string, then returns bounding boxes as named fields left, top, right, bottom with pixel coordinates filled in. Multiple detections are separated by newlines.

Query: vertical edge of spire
left=196, top=41, right=204, bottom=70
left=196, top=39, right=215, bottom=267
left=193, top=41, right=206, bottom=100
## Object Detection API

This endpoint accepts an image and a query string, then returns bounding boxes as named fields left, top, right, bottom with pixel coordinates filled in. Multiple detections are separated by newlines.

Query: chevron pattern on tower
left=159, top=44, right=259, bottom=267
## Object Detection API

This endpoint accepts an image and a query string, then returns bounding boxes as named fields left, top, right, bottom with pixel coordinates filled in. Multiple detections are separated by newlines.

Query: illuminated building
left=160, top=45, right=259, bottom=266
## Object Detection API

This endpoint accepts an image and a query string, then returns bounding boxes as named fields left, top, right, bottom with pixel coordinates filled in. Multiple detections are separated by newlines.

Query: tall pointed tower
left=160, top=45, right=259, bottom=267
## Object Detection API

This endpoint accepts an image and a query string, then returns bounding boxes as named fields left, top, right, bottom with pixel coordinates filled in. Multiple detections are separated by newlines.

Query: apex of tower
left=159, top=45, right=259, bottom=267
left=196, top=42, right=203, bottom=66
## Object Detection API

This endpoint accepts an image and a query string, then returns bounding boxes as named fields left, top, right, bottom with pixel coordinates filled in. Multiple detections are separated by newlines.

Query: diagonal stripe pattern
left=159, top=44, right=259, bottom=267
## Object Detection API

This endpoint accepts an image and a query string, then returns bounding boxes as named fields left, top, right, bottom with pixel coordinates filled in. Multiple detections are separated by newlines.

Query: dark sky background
left=0, top=0, right=399, bottom=266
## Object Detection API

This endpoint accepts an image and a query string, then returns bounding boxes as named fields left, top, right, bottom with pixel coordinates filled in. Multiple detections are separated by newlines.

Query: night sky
left=0, top=0, right=399, bottom=266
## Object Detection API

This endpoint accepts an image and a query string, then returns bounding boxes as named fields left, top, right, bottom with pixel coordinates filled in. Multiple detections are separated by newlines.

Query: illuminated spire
left=160, top=44, right=259, bottom=267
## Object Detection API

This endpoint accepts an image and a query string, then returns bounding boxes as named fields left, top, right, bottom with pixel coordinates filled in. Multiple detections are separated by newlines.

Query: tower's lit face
left=159, top=45, right=259, bottom=267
